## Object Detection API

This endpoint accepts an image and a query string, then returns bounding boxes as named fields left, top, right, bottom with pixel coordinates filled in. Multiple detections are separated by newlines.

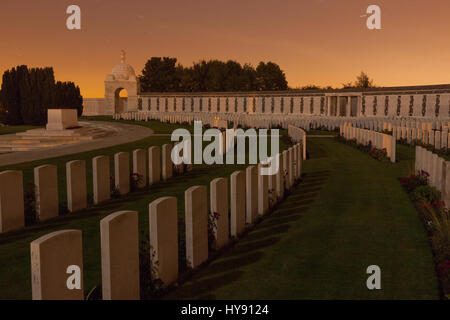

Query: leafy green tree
left=301, top=85, right=321, bottom=90
left=355, top=71, right=374, bottom=88
left=140, top=57, right=180, bottom=92
left=255, top=62, right=288, bottom=91
left=139, top=58, right=288, bottom=92
left=342, top=81, right=355, bottom=89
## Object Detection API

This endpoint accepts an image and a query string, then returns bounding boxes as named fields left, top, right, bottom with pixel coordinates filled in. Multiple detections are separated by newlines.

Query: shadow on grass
left=166, top=169, right=330, bottom=299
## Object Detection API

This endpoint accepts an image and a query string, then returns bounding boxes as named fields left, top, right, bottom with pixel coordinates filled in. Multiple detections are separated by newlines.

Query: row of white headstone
left=415, top=146, right=450, bottom=208
left=392, top=126, right=450, bottom=149
left=114, top=111, right=313, bottom=131
left=114, top=111, right=450, bottom=131
left=339, top=124, right=396, bottom=163
left=288, top=125, right=307, bottom=160
left=0, top=144, right=182, bottom=234
left=29, top=143, right=303, bottom=299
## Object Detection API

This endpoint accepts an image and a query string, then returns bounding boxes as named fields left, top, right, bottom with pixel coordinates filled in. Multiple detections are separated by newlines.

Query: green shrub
left=411, top=185, right=441, bottom=204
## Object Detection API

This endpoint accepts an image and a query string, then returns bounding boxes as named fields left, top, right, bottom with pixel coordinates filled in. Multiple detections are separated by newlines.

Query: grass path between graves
left=166, top=137, right=440, bottom=300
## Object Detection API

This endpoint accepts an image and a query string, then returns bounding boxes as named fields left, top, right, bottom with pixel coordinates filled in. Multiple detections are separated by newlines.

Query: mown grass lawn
left=0, top=119, right=290, bottom=299
left=165, top=137, right=439, bottom=300
left=0, top=125, right=40, bottom=135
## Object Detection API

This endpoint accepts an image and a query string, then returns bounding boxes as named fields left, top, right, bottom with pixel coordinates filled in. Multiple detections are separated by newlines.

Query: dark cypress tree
left=1, top=67, right=23, bottom=124
left=54, top=81, right=83, bottom=116
left=1, top=66, right=83, bottom=125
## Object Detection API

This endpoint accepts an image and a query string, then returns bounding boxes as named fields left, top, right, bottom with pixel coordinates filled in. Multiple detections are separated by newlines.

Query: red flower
left=438, top=260, right=450, bottom=276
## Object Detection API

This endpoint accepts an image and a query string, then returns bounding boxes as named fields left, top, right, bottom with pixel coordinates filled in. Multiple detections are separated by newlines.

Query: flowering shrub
left=399, top=170, right=429, bottom=192
left=369, top=147, right=387, bottom=161
left=400, top=170, right=450, bottom=298
left=335, top=136, right=387, bottom=161
left=411, top=186, right=441, bottom=204
left=438, top=260, right=450, bottom=277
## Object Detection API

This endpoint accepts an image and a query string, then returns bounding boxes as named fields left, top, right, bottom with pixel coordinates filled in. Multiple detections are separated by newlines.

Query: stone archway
left=114, top=88, right=128, bottom=113
left=104, top=51, right=139, bottom=115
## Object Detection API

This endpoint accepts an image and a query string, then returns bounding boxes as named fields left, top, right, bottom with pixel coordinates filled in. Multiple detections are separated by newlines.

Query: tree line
left=296, top=72, right=376, bottom=90
left=139, top=58, right=289, bottom=92
left=0, top=66, right=83, bottom=125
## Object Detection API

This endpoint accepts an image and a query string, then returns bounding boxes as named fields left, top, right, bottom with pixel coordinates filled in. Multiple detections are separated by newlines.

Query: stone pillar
left=149, top=197, right=178, bottom=287
left=245, top=166, right=258, bottom=224
left=148, top=146, right=161, bottom=185
left=210, top=178, right=229, bottom=249
left=133, top=149, right=147, bottom=188
left=66, top=160, right=87, bottom=213
left=185, top=186, right=208, bottom=268
left=230, top=170, right=246, bottom=237
left=93, top=156, right=111, bottom=205
left=162, top=144, right=173, bottom=181
left=31, top=230, right=83, bottom=300
left=101, top=211, right=139, bottom=300
left=115, top=152, right=130, bottom=195
left=0, top=170, right=24, bottom=233
left=258, top=165, right=269, bottom=216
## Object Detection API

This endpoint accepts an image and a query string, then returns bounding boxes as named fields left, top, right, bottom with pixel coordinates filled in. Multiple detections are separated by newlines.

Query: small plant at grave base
left=368, top=147, right=387, bottom=161
left=410, top=185, right=441, bottom=204
left=437, top=259, right=450, bottom=292
left=109, top=175, right=121, bottom=199
left=130, top=173, right=144, bottom=192
left=139, top=232, right=164, bottom=299
left=173, top=164, right=187, bottom=177
left=24, top=183, right=37, bottom=226
left=208, top=211, right=220, bottom=251
left=399, top=170, right=429, bottom=193
left=282, top=134, right=294, bottom=147
left=268, top=188, right=276, bottom=207
left=401, top=168, right=450, bottom=297
left=58, top=203, right=69, bottom=216
left=85, top=284, right=102, bottom=300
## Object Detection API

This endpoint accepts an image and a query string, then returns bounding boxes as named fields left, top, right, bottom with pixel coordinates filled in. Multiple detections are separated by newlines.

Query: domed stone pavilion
left=104, top=50, right=139, bottom=114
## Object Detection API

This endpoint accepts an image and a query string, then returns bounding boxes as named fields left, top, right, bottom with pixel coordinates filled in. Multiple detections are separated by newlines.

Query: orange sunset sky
left=0, top=0, right=449, bottom=98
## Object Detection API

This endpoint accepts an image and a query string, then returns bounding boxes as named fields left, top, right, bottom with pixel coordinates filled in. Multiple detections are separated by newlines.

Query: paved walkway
left=0, top=121, right=154, bottom=166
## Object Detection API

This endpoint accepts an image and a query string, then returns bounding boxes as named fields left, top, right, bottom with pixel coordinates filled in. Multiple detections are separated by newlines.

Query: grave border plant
left=399, top=170, right=450, bottom=299
left=334, top=135, right=388, bottom=161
